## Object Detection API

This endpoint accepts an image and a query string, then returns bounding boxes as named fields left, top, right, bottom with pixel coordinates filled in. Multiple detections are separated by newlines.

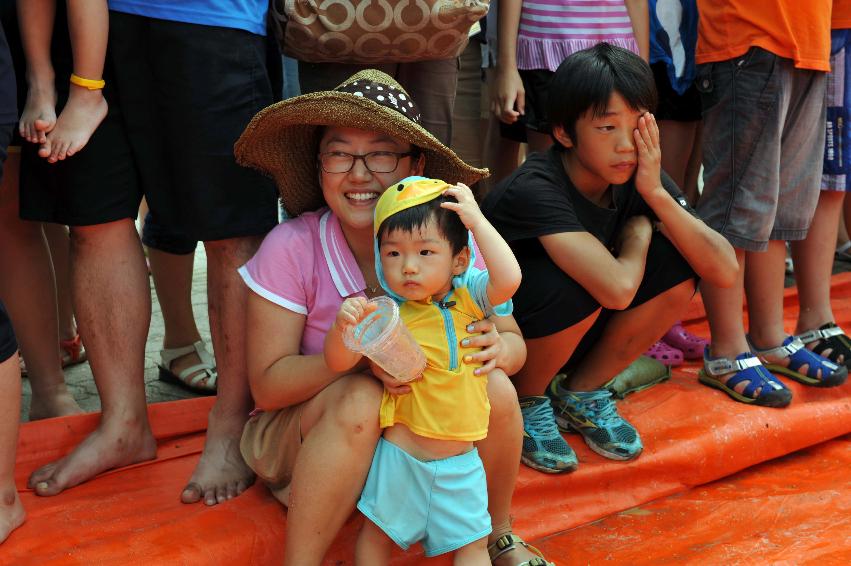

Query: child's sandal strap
left=702, top=352, right=762, bottom=377
left=752, top=337, right=804, bottom=363
left=487, top=533, right=553, bottom=565
left=796, top=324, right=851, bottom=367
left=70, top=73, right=105, bottom=90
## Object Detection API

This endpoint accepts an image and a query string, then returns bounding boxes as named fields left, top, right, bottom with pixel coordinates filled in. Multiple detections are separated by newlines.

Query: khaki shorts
left=240, top=405, right=304, bottom=504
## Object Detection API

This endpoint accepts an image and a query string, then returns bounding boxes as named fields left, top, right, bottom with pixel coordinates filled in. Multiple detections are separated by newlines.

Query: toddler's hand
left=633, top=113, right=665, bottom=199
left=440, top=183, right=484, bottom=231
left=335, top=297, right=376, bottom=332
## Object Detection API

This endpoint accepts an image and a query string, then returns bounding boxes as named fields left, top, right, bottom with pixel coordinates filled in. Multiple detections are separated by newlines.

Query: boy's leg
left=355, top=519, right=394, bottom=566
left=791, top=191, right=846, bottom=336
left=43, top=0, right=108, bottom=161
left=453, top=536, right=490, bottom=566
left=17, top=0, right=57, bottom=144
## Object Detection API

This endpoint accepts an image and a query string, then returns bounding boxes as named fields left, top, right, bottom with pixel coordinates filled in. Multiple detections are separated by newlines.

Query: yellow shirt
left=378, top=286, right=491, bottom=442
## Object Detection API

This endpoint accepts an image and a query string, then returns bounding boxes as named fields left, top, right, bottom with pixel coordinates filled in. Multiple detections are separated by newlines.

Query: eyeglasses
left=318, top=151, right=416, bottom=174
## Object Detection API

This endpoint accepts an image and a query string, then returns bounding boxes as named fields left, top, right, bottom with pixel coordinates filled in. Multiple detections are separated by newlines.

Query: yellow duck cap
left=374, top=176, right=452, bottom=236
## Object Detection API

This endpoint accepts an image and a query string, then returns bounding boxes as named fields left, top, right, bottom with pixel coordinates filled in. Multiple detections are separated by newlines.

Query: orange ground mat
left=536, top=435, right=851, bottom=564
left=5, top=274, right=851, bottom=564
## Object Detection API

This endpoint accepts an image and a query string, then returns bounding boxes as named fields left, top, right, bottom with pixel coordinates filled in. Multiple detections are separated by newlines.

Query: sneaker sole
left=553, top=414, right=641, bottom=461
left=520, top=454, right=578, bottom=474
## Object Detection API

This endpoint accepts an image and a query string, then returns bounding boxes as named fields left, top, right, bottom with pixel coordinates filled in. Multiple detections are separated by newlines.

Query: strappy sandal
left=662, top=322, right=708, bottom=360
left=158, top=339, right=218, bottom=395
left=796, top=323, right=851, bottom=370
left=19, top=333, right=88, bottom=377
left=644, top=340, right=684, bottom=367
left=698, top=348, right=792, bottom=407
left=488, top=533, right=554, bottom=566
left=751, top=336, right=848, bottom=388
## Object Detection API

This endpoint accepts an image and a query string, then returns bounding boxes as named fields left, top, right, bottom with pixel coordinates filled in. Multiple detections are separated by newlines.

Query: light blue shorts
left=357, top=437, right=491, bottom=557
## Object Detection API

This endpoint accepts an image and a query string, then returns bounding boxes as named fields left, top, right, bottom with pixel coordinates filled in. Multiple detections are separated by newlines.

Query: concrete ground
left=19, top=248, right=209, bottom=422
left=19, top=247, right=851, bottom=422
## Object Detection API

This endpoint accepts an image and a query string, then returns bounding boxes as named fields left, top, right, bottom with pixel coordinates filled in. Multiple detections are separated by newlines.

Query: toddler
left=325, top=177, right=521, bottom=564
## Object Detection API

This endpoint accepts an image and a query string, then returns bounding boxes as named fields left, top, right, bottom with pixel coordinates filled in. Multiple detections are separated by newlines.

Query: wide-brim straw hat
left=234, top=69, right=489, bottom=217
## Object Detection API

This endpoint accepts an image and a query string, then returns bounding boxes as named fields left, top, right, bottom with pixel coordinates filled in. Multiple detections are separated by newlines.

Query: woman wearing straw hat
left=235, top=70, right=550, bottom=565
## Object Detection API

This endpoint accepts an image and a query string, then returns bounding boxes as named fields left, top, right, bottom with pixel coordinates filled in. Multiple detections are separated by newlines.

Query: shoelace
left=573, top=390, right=620, bottom=427
left=523, top=400, right=561, bottom=439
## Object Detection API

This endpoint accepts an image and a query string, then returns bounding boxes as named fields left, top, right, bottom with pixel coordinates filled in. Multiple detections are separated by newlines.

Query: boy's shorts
left=822, top=29, right=851, bottom=192
left=696, top=47, right=826, bottom=252
left=20, top=11, right=279, bottom=240
left=357, top=437, right=491, bottom=557
left=652, top=62, right=702, bottom=122
left=498, top=68, right=553, bottom=142
left=514, top=232, right=695, bottom=343
left=239, top=405, right=305, bottom=505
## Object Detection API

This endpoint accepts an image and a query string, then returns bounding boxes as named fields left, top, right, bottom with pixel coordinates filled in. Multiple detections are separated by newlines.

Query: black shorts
left=0, top=301, right=15, bottom=364
left=514, top=233, right=696, bottom=365
left=652, top=63, right=702, bottom=122
left=499, top=68, right=553, bottom=141
left=20, top=11, right=279, bottom=241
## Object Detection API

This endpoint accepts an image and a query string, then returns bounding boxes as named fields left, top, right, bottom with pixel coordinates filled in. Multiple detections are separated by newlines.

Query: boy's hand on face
left=334, top=297, right=377, bottom=332
left=633, top=113, right=665, bottom=200
left=441, top=183, right=485, bottom=231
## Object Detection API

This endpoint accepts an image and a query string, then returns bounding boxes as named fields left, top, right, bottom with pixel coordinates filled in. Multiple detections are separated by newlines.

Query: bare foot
left=27, top=415, right=156, bottom=496
left=19, top=83, right=57, bottom=145
left=0, top=487, right=25, bottom=544
left=181, top=408, right=254, bottom=506
left=28, top=387, right=84, bottom=421
left=41, top=85, right=107, bottom=163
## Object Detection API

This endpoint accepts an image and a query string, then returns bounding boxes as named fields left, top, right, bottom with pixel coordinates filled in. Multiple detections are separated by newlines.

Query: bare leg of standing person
left=180, top=236, right=261, bottom=505
left=0, top=151, right=80, bottom=419
left=27, top=219, right=156, bottom=495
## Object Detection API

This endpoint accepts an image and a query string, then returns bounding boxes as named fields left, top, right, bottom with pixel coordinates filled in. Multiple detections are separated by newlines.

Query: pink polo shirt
left=238, top=208, right=367, bottom=356
left=239, top=208, right=489, bottom=356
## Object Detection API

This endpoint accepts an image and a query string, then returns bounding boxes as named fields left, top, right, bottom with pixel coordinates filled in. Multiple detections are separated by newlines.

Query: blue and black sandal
left=796, top=323, right=851, bottom=370
left=698, top=348, right=792, bottom=407
left=751, top=335, right=848, bottom=388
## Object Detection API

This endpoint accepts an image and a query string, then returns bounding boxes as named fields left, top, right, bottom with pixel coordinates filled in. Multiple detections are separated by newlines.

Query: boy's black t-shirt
left=482, top=146, right=697, bottom=260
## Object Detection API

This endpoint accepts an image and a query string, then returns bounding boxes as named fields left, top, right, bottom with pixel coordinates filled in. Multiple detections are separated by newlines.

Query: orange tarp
left=537, top=435, right=851, bottom=564
left=4, top=274, right=851, bottom=564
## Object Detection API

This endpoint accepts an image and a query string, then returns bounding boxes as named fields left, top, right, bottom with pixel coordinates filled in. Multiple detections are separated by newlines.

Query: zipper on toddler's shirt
left=436, top=292, right=459, bottom=371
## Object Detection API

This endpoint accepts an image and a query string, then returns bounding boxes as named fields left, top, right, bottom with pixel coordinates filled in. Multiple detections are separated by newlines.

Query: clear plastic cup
left=343, top=296, right=427, bottom=382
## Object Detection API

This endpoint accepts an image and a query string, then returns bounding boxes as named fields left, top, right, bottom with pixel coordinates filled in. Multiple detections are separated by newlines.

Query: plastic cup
left=343, top=296, right=427, bottom=382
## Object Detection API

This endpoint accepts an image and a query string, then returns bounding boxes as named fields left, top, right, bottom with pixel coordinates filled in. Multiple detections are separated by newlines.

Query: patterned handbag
left=270, top=0, right=489, bottom=64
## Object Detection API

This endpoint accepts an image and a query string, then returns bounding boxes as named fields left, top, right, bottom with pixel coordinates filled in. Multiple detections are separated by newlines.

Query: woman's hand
left=461, top=318, right=503, bottom=376
left=368, top=360, right=420, bottom=395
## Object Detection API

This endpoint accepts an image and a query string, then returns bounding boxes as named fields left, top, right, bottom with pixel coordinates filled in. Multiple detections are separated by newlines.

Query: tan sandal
left=158, top=339, right=217, bottom=395
left=488, top=533, right=554, bottom=566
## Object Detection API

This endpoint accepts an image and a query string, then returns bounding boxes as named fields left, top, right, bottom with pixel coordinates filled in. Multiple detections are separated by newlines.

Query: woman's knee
left=487, top=369, right=520, bottom=427
left=330, top=373, right=383, bottom=440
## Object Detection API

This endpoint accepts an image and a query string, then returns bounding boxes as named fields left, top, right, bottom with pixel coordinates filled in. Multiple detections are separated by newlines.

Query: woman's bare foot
left=19, top=83, right=57, bottom=145
left=41, top=85, right=107, bottom=163
left=28, top=387, right=84, bottom=421
left=181, top=408, right=254, bottom=506
left=0, top=487, right=25, bottom=544
left=27, top=414, right=156, bottom=496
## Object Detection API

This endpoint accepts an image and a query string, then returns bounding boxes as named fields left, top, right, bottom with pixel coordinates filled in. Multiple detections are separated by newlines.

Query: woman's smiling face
left=318, top=127, right=424, bottom=231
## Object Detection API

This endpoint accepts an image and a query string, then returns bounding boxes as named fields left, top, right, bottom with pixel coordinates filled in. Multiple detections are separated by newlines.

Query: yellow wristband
left=70, top=73, right=105, bottom=90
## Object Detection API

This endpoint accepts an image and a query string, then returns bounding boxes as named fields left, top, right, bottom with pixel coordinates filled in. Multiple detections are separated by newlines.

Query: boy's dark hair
left=377, top=196, right=468, bottom=255
left=547, top=43, right=658, bottom=147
